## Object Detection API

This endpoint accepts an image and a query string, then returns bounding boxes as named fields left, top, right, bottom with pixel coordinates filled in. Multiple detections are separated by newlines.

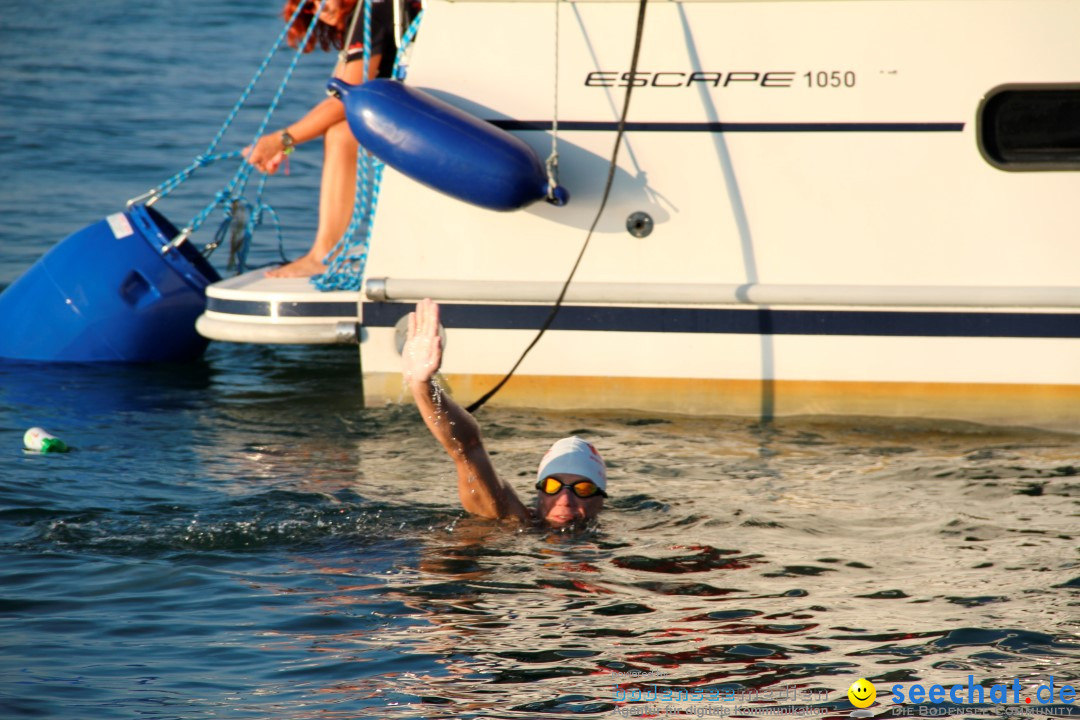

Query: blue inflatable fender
left=328, top=78, right=569, bottom=211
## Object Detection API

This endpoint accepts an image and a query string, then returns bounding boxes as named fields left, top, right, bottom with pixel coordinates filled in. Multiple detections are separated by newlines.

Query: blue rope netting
left=314, top=8, right=424, bottom=292
left=145, top=0, right=330, bottom=269
left=142, top=0, right=422, bottom=283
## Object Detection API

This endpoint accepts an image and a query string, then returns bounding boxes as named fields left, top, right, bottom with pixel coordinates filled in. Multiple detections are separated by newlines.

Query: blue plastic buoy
left=0, top=205, right=220, bottom=362
left=329, top=77, right=569, bottom=211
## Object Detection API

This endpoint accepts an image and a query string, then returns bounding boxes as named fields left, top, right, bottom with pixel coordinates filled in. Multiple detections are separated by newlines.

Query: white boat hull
left=358, top=300, right=1080, bottom=430
left=201, top=0, right=1080, bottom=430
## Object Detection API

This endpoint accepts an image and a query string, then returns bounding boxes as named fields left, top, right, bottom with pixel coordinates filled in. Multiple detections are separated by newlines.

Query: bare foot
left=264, top=254, right=328, bottom=278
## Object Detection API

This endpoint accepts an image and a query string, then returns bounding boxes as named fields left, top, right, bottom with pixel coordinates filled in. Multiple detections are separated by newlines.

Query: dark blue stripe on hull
left=362, top=302, right=1080, bottom=339
left=487, top=120, right=966, bottom=133
left=207, top=297, right=356, bottom=318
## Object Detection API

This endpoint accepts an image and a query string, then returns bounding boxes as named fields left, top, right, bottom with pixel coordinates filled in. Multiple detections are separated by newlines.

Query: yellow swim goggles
left=536, top=476, right=607, bottom=499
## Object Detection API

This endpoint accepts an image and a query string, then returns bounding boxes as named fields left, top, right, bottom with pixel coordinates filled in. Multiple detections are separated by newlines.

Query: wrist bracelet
left=280, top=129, right=296, bottom=155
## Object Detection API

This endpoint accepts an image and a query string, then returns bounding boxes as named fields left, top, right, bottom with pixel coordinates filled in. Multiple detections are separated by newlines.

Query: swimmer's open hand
left=403, top=298, right=443, bottom=384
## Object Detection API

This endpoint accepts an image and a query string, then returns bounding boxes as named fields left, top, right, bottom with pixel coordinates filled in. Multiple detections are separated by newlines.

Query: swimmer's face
left=536, top=473, right=605, bottom=528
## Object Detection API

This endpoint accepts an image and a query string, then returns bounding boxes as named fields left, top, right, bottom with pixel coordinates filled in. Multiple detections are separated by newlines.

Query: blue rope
left=142, top=0, right=331, bottom=275
left=363, top=0, right=373, bottom=87
left=150, top=0, right=314, bottom=205
left=181, top=0, right=331, bottom=272
left=231, top=0, right=332, bottom=204
left=391, top=8, right=424, bottom=77
left=314, top=7, right=424, bottom=291
left=251, top=172, right=288, bottom=264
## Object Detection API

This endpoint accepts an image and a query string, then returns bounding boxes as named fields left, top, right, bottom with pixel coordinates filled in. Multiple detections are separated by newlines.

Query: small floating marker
left=24, top=427, right=70, bottom=453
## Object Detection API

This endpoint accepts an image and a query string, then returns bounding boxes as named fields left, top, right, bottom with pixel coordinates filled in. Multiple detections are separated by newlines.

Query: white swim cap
left=536, top=436, right=607, bottom=491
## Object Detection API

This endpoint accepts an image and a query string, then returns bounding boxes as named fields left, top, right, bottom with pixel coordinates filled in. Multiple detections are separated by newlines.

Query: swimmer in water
left=402, top=299, right=607, bottom=528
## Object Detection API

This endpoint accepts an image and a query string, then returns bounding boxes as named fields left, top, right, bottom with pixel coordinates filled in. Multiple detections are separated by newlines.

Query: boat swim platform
left=196, top=269, right=361, bottom=345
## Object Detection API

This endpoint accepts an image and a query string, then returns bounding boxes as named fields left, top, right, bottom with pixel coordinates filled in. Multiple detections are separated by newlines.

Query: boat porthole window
left=978, top=84, right=1080, bottom=171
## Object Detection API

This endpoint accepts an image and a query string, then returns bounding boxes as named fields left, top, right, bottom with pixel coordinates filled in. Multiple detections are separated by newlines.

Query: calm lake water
left=1, top=2, right=1078, bottom=719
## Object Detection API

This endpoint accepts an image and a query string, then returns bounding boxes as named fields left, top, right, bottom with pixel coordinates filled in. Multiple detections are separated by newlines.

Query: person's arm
left=403, top=299, right=531, bottom=523
left=244, top=53, right=381, bottom=174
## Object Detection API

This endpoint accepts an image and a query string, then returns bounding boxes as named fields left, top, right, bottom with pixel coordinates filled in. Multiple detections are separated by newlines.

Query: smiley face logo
left=848, top=678, right=876, bottom=708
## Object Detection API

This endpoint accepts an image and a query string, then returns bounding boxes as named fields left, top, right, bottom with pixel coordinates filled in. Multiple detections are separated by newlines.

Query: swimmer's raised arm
left=403, top=299, right=530, bottom=523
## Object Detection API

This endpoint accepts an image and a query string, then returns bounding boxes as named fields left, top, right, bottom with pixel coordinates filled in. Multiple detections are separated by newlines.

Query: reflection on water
left=344, top=412, right=1076, bottom=719
left=2, top=346, right=1075, bottom=719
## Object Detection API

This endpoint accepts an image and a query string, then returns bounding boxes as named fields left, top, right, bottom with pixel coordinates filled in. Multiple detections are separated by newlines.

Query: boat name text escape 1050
left=584, top=70, right=858, bottom=88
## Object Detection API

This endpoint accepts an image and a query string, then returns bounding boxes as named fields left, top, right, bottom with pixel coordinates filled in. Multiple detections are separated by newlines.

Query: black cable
left=465, top=0, right=649, bottom=414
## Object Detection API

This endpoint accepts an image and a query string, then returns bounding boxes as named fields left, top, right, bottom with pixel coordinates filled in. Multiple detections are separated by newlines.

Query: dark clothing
left=344, top=0, right=402, bottom=78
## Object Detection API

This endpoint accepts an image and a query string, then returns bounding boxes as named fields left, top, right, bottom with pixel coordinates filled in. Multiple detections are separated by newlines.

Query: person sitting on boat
left=403, top=299, right=609, bottom=528
left=245, top=0, right=407, bottom=278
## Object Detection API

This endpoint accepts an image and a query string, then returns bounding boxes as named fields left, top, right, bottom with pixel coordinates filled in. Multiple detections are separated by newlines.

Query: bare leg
left=266, top=120, right=359, bottom=278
